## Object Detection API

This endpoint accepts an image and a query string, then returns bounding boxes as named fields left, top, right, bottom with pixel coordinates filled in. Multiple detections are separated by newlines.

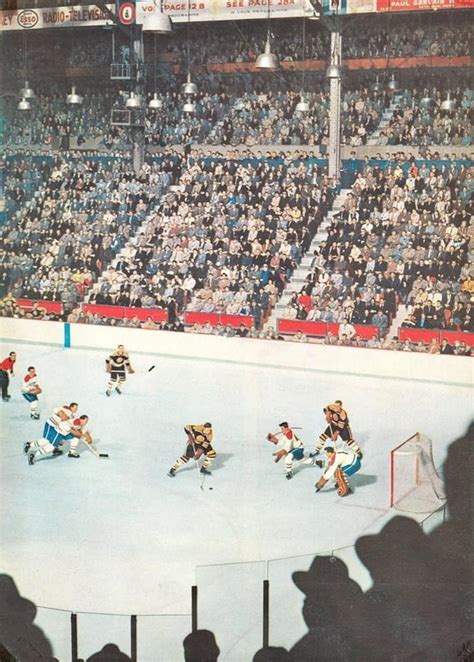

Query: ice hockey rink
left=1, top=332, right=472, bottom=661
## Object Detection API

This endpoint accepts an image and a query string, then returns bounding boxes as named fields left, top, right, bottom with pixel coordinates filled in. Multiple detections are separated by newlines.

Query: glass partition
left=34, top=606, right=71, bottom=661
left=196, top=560, right=266, bottom=661
left=137, top=614, right=191, bottom=662
left=76, top=613, right=131, bottom=661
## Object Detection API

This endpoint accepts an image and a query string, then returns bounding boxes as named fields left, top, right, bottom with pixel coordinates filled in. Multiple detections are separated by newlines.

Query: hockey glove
left=315, top=477, right=328, bottom=492
left=267, top=433, right=279, bottom=445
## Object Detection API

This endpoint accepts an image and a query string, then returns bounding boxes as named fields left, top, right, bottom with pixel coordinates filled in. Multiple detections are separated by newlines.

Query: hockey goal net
left=390, top=433, right=446, bottom=513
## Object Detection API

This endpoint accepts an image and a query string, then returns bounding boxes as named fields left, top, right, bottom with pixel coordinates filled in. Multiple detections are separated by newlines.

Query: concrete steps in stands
left=265, top=188, right=352, bottom=332
left=387, top=304, right=408, bottom=341
left=367, top=94, right=403, bottom=146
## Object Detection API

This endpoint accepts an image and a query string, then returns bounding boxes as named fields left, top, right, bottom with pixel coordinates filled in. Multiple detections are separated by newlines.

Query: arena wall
left=1, top=318, right=471, bottom=387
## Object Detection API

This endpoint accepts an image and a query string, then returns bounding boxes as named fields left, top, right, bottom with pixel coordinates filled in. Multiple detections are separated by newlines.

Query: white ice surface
left=0, top=340, right=472, bottom=660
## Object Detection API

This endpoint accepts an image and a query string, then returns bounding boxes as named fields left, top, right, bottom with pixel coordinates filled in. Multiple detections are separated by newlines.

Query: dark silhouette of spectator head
left=183, top=629, right=220, bottom=662
left=291, top=556, right=364, bottom=660
left=0, top=574, right=54, bottom=661
left=86, top=643, right=131, bottom=661
left=252, top=646, right=292, bottom=662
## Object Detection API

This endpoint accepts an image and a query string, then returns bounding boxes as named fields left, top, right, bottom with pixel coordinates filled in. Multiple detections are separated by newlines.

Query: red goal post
left=390, top=433, right=447, bottom=513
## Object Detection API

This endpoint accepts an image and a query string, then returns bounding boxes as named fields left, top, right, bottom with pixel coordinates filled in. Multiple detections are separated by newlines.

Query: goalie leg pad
left=335, top=468, right=351, bottom=496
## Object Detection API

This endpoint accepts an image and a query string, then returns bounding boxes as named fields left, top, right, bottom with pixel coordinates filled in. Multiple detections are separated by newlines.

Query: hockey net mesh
left=390, top=432, right=446, bottom=513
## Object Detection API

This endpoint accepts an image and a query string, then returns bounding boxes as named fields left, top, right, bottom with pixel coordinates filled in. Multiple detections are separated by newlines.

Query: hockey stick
left=80, top=437, right=109, bottom=458
left=133, top=365, right=156, bottom=374
left=189, top=438, right=205, bottom=491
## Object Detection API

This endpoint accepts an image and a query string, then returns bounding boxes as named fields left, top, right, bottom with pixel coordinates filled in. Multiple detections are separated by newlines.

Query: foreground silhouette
left=86, top=643, right=131, bottom=661
left=182, top=629, right=220, bottom=661
left=0, top=574, right=55, bottom=661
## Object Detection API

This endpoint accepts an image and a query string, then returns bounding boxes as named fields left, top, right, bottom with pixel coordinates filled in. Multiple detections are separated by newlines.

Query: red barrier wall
left=17, top=299, right=63, bottom=314
left=184, top=312, right=254, bottom=328
left=398, top=328, right=440, bottom=344
left=442, top=330, right=474, bottom=346
left=277, top=319, right=380, bottom=339
left=83, top=304, right=167, bottom=323
left=277, top=319, right=328, bottom=336
left=398, top=327, right=474, bottom=346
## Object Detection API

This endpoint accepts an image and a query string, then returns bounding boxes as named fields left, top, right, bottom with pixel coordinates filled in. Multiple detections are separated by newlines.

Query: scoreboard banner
left=1, top=0, right=316, bottom=31
left=323, top=0, right=471, bottom=12
left=376, top=0, right=471, bottom=10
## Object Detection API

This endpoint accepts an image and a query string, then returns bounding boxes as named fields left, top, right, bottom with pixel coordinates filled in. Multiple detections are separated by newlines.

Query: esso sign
left=18, top=10, right=39, bottom=28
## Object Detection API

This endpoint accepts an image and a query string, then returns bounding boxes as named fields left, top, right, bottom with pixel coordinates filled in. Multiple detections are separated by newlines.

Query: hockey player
left=67, top=417, right=94, bottom=458
left=168, top=423, right=216, bottom=478
left=23, top=404, right=85, bottom=465
left=315, top=446, right=361, bottom=496
left=105, top=344, right=134, bottom=396
left=310, top=400, right=363, bottom=458
left=21, top=366, right=42, bottom=419
left=267, top=422, right=306, bottom=480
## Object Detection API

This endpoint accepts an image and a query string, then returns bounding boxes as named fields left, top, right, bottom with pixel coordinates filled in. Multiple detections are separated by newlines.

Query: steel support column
left=328, top=29, right=342, bottom=179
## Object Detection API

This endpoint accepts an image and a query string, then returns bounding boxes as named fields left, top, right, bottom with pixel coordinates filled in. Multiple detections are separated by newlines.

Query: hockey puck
left=209, top=487, right=213, bottom=490
left=99, top=453, right=109, bottom=458
left=148, top=365, right=156, bottom=372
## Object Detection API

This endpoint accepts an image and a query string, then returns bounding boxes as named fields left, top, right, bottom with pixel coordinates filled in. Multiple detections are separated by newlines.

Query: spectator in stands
left=366, top=334, right=382, bottom=349
left=383, top=336, right=400, bottom=351
left=428, top=338, right=441, bottom=354
left=372, top=309, right=389, bottom=338
left=338, top=318, right=356, bottom=342
left=293, top=330, right=308, bottom=343
left=440, top=338, right=455, bottom=355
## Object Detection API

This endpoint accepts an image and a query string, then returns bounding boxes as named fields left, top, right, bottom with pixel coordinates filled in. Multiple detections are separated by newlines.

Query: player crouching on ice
left=315, top=446, right=361, bottom=496
left=267, top=422, right=309, bottom=480
left=24, top=406, right=91, bottom=464
left=168, top=423, right=216, bottom=478
left=21, top=366, right=42, bottom=419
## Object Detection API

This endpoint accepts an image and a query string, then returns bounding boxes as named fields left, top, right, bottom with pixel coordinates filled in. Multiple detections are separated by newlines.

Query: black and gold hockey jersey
left=324, top=403, right=350, bottom=432
left=106, top=350, right=131, bottom=373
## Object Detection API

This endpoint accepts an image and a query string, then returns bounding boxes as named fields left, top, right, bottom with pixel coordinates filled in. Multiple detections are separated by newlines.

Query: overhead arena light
left=326, top=64, right=341, bottom=79
left=295, top=95, right=310, bottom=113
left=125, top=92, right=142, bottom=108
left=420, top=92, right=435, bottom=109
left=66, top=86, right=83, bottom=105
left=181, top=73, right=198, bottom=96
left=255, top=38, right=280, bottom=71
left=20, top=81, right=35, bottom=99
left=183, top=100, right=195, bottom=114
left=141, top=1, right=172, bottom=33
left=440, top=92, right=456, bottom=112
left=148, top=93, right=163, bottom=110
left=386, top=74, right=400, bottom=92
left=18, top=97, right=31, bottom=111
